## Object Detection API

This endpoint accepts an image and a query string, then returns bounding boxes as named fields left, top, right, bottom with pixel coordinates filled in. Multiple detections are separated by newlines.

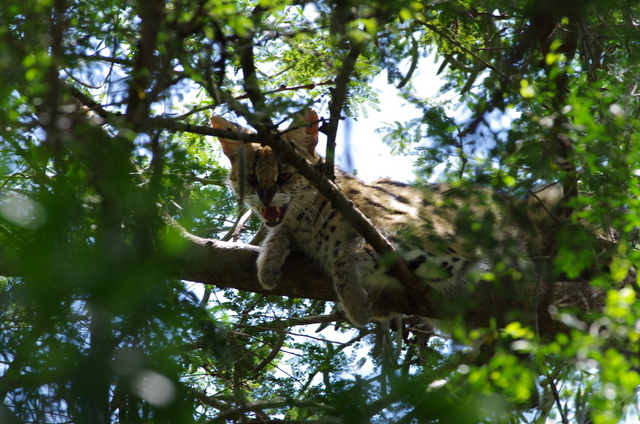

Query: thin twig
left=230, top=209, right=253, bottom=242
left=528, top=189, right=562, bottom=224
left=417, top=19, right=509, bottom=81
left=251, top=324, right=286, bottom=374
left=234, top=79, right=335, bottom=101
left=547, top=373, right=570, bottom=424
left=221, top=206, right=250, bottom=242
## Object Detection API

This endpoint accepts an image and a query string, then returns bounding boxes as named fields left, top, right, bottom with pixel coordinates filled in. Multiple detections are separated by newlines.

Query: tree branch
left=0, top=214, right=608, bottom=336
left=206, top=397, right=335, bottom=423
left=324, top=45, right=361, bottom=180
left=234, top=79, right=336, bottom=101
left=237, top=6, right=268, bottom=114
left=169, top=221, right=606, bottom=336
left=125, top=0, right=164, bottom=125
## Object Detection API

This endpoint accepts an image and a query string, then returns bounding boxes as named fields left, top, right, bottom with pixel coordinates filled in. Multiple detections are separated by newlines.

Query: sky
left=329, top=55, right=520, bottom=185
left=329, top=59, right=444, bottom=183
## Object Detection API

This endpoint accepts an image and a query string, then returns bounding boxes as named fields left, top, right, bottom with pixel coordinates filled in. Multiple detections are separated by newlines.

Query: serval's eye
left=246, top=174, right=258, bottom=185
left=277, top=172, right=292, bottom=184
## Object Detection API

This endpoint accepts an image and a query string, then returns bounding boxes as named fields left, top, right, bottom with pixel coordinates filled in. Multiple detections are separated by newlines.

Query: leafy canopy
left=1, top=0, right=640, bottom=423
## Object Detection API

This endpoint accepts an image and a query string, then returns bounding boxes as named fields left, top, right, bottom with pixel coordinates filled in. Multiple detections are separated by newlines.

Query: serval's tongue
left=262, top=207, right=280, bottom=220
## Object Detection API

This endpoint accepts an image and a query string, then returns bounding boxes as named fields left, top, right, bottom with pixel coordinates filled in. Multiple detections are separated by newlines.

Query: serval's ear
left=283, top=109, right=320, bottom=161
left=211, top=116, right=244, bottom=163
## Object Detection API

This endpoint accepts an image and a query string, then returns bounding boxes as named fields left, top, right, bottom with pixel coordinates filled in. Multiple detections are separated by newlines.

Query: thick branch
left=170, top=221, right=336, bottom=301
left=238, top=36, right=264, bottom=112
left=170, top=223, right=605, bottom=336
left=0, top=219, right=607, bottom=336
left=237, top=5, right=268, bottom=113
left=206, top=397, right=335, bottom=423
left=125, top=0, right=163, bottom=125
left=324, top=45, right=361, bottom=180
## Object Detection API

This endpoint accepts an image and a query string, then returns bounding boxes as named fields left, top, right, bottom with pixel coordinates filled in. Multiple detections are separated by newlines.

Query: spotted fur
left=212, top=110, right=548, bottom=326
